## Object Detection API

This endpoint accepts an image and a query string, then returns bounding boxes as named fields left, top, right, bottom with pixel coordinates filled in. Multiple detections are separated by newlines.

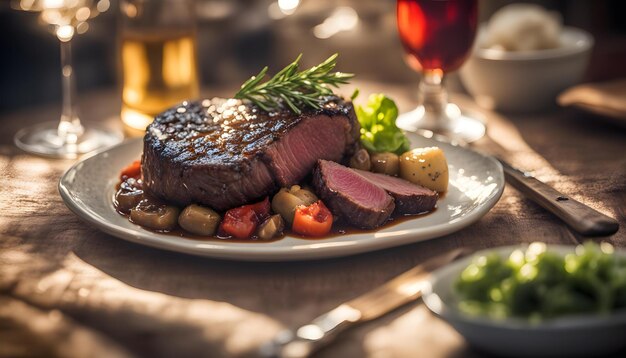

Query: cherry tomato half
left=219, top=197, right=271, bottom=239
left=292, top=200, right=333, bottom=237
left=120, top=160, right=141, bottom=180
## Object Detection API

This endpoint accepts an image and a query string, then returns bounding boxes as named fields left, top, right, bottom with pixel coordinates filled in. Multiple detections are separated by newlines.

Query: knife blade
left=259, top=248, right=468, bottom=358
left=498, top=158, right=619, bottom=236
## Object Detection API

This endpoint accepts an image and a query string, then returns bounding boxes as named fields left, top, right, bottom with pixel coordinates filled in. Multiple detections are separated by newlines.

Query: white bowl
left=459, top=27, right=594, bottom=112
left=422, top=245, right=626, bottom=358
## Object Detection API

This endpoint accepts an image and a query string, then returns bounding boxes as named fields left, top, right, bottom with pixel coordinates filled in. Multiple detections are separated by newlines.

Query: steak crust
left=142, top=97, right=359, bottom=211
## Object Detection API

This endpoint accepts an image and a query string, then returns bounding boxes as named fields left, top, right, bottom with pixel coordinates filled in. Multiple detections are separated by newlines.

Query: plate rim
left=58, top=136, right=504, bottom=261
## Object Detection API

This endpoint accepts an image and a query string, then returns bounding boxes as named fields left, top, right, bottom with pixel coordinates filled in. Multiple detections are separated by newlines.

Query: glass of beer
left=396, top=0, right=485, bottom=143
left=119, top=0, right=199, bottom=134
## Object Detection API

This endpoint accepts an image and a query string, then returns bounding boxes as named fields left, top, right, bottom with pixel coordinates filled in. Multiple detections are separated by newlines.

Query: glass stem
left=57, top=37, right=84, bottom=144
left=418, top=69, right=448, bottom=118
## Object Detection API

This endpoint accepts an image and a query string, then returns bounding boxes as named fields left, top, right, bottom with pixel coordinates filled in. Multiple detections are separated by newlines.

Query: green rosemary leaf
left=234, top=54, right=354, bottom=113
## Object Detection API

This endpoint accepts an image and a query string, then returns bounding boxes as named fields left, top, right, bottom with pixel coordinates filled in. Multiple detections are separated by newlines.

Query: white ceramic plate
left=423, top=245, right=626, bottom=357
left=58, top=133, right=504, bottom=261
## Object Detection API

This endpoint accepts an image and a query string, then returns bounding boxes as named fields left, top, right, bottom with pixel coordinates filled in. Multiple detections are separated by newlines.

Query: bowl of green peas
left=422, top=242, right=626, bottom=358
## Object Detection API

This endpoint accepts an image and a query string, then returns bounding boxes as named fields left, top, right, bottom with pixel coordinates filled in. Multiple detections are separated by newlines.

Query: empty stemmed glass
left=13, top=0, right=121, bottom=158
left=396, top=0, right=485, bottom=143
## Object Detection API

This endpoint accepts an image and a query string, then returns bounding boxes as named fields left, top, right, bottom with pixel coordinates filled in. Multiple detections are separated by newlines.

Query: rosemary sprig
left=234, top=54, right=354, bottom=114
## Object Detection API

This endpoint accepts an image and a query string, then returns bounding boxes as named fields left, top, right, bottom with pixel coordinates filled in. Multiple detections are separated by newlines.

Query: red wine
left=397, top=0, right=478, bottom=72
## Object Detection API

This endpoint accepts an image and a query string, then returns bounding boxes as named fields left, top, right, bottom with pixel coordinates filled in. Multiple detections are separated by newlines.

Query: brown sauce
left=114, top=177, right=440, bottom=243
left=287, top=209, right=438, bottom=240
left=141, top=209, right=437, bottom=242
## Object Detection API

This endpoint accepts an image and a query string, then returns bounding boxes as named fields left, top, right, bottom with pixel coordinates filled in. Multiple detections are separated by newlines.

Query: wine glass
left=12, top=0, right=122, bottom=158
left=396, top=0, right=485, bottom=143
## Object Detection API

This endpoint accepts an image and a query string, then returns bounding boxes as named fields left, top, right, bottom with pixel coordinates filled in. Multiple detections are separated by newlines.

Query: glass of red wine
left=396, top=0, right=485, bottom=143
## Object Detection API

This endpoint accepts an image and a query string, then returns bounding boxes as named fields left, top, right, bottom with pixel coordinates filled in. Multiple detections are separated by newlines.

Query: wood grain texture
left=501, top=160, right=619, bottom=236
left=0, top=83, right=625, bottom=358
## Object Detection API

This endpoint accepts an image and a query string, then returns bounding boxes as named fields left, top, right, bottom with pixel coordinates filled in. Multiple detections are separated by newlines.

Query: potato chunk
left=399, top=147, right=449, bottom=192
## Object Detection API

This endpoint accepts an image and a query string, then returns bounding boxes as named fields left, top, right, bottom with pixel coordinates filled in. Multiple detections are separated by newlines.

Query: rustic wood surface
left=1, top=81, right=625, bottom=358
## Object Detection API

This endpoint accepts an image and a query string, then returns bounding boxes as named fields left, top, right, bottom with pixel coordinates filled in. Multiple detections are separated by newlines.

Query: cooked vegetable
left=349, top=148, right=371, bottom=171
left=220, top=208, right=257, bottom=239
left=455, top=242, right=626, bottom=321
left=115, top=189, right=144, bottom=214
left=356, top=94, right=410, bottom=155
left=257, top=214, right=285, bottom=240
left=219, top=197, right=270, bottom=239
left=247, top=196, right=272, bottom=219
left=292, top=200, right=333, bottom=237
left=290, top=185, right=318, bottom=205
left=271, top=186, right=318, bottom=225
left=130, top=199, right=180, bottom=231
left=399, top=147, right=448, bottom=192
left=178, top=204, right=221, bottom=236
left=115, top=178, right=144, bottom=213
left=370, top=151, right=400, bottom=176
left=120, top=160, right=141, bottom=180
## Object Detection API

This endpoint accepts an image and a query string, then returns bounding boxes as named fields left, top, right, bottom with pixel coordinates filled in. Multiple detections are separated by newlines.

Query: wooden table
left=1, top=83, right=625, bottom=358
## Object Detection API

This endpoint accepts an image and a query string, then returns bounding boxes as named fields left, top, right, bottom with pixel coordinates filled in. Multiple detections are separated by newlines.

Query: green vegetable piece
left=453, top=241, right=626, bottom=321
left=355, top=94, right=410, bottom=155
left=351, top=88, right=360, bottom=101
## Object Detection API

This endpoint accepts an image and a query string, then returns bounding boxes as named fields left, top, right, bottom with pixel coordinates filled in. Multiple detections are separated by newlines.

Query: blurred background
left=1, top=0, right=625, bottom=113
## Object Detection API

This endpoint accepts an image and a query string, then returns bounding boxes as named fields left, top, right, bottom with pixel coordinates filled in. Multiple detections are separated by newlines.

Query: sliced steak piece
left=313, top=160, right=395, bottom=229
left=313, top=160, right=439, bottom=229
left=142, top=97, right=358, bottom=211
left=355, top=170, right=438, bottom=215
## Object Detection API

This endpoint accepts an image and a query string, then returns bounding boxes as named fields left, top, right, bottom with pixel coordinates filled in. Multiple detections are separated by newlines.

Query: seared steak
left=142, top=97, right=359, bottom=211
left=313, top=160, right=438, bottom=229
left=313, top=160, right=395, bottom=229
left=355, top=170, right=438, bottom=215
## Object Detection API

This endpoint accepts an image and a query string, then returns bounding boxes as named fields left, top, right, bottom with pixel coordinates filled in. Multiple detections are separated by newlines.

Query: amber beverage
left=121, top=31, right=199, bottom=131
left=397, top=0, right=478, bottom=72
left=119, top=0, right=198, bottom=133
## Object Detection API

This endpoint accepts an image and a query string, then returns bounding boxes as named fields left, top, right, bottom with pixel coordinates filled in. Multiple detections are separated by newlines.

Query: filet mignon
left=142, top=97, right=359, bottom=211
left=313, top=160, right=438, bottom=229
left=313, top=160, right=395, bottom=229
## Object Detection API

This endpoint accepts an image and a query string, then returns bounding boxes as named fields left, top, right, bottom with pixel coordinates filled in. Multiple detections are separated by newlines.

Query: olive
left=271, top=186, right=318, bottom=225
left=272, top=188, right=303, bottom=226
left=178, top=204, right=221, bottom=236
left=257, top=214, right=285, bottom=240
left=349, top=148, right=371, bottom=171
left=370, top=152, right=400, bottom=176
left=130, top=199, right=180, bottom=231
left=290, top=185, right=318, bottom=206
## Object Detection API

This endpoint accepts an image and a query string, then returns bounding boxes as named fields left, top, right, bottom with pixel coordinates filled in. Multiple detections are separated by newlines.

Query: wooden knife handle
left=500, top=160, right=619, bottom=236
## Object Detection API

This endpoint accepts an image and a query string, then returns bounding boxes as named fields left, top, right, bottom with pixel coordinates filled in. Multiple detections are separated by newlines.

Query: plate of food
left=59, top=55, right=504, bottom=261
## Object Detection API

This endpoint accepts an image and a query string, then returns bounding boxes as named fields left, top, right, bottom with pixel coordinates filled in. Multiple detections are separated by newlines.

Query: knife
left=498, top=159, right=619, bottom=236
left=259, top=248, right=468, bottom=358
left=413, top=130, right=619, bottom=237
